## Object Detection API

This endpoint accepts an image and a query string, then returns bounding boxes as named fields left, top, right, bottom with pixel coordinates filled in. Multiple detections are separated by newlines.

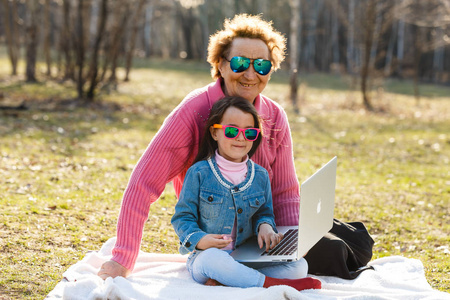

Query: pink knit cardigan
left=112, top=79, right=300, bottom=270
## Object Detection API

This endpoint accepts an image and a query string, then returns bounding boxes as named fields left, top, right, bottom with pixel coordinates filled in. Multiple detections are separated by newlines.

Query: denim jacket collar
left=207, top=156, right=255, bottom=192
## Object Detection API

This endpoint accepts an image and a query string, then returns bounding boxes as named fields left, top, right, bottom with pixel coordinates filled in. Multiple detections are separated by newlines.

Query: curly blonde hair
left=207, top=14, right=286, bottom=80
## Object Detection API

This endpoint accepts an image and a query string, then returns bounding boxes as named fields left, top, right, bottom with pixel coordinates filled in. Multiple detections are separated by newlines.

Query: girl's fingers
left=265, top=236, right=272, bottom=252
left=270, top=235, right=278, bottom=249
left=258, top=235, right=263, bottom=249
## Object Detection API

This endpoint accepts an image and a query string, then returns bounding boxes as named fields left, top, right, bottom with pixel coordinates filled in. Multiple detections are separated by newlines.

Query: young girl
left=171, top=96, right=321, bottom=291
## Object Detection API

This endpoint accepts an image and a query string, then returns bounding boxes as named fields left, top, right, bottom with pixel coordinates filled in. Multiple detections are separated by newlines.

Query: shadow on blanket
left=46, top=237, right=449, bottom=300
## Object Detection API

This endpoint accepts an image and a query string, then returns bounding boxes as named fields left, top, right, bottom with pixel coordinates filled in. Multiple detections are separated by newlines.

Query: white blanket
left=46, top=237, right=449, bottom=300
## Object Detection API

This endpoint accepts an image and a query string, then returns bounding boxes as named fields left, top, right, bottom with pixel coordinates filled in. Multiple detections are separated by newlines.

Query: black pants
left=304, top=219, right=375, bottom=279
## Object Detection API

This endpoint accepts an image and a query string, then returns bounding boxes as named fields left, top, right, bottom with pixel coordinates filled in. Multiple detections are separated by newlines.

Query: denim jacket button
left=185, top=242, right=191, bottom=247
left=239, top=228, right=243, bottom=233
left=256, top=200, right=260, bottom=205
left=237, top=208, right=243, bottom=214
left=234, top=187, right=239, bottom=192
left=207, top=196, right=213, bottom=202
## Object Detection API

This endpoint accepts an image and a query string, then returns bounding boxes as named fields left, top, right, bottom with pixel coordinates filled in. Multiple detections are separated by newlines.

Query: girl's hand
left=196, top=234, right=232, bottom=250
left=258, top=223, right=284, bottom=252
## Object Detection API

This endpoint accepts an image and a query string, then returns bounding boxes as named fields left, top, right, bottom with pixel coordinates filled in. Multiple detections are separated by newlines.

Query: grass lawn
left=0, top=57, right=449, bottom=299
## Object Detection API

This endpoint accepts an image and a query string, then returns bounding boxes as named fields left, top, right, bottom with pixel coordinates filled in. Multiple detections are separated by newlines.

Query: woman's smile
left=219, top=38, right=271, bottom=103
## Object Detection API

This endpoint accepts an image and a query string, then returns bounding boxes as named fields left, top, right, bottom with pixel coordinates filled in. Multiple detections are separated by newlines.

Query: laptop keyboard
left=261, top=229, right=298, bottom=256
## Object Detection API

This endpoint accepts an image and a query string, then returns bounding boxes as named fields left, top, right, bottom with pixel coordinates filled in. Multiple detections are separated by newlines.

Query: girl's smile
left=210, top=106, right=256, bottom=163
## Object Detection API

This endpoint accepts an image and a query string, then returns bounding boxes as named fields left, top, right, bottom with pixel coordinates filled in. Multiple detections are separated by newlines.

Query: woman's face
left=210, top=106, right=255, bottom=163
left=219, top=38, right=271, bottom=103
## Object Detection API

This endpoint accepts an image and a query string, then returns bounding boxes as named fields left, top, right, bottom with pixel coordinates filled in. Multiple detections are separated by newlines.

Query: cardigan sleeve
left=269, top=109, right=300, bottom=226
left=111, top=106, right=199, bottom=270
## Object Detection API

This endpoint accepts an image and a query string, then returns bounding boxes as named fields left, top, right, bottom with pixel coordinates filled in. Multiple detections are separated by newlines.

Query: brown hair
left=207, top=14, right=286, bottom=80
left=194, top=96, right=262, bottom=164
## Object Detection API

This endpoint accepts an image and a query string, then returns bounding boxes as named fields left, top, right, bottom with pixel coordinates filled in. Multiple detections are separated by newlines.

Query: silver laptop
left=230, top=156, right=337, bottom=263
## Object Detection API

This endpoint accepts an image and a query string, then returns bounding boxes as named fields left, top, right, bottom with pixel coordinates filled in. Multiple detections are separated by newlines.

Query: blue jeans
left=187, top=248, right=308, bottom=288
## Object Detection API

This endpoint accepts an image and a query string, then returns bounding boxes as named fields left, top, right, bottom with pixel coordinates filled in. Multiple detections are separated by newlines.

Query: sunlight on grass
left=1, top=57, right=449, bottom=298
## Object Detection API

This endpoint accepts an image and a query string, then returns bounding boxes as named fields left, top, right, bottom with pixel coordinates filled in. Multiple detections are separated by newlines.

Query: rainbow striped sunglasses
left=213, top=124, right=260, bottom=141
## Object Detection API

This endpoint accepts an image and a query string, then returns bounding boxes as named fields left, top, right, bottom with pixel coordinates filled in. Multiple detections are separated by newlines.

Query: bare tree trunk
left=53, top=0, right=62, bottom=77
left=108, top=3, right=131, bottom=83
left=384, top=17, right=397, bottom=76
left=143, top=2, right=153, bottom=58
left=61, top=0, right=74, bottom=80
left=43, top=0, right=52, bottom=76
left=2, top=0, right=20, bottom=76
left=75, top=0, right=85, bottom=99
left=177, top=4, right=195, bottom=60
left=99, top=2, right=129, bottom=83
left=303, top=0, right=322, bottom=71
left=413, top=26, right=424, bottom=104
left=396, top=10, right=405, bottom=77
left=198, top=1, right=209, bottom=60
left=347, top=0, right=355, bottom=74
left=331, top=1, right=339, bottom=67
left=369, top=1, right=382, bottom=68
left=124, top=0, right=147, bottom=82
left=432, top=26, right=444, bottom=82
left=86, top=0, right=108, bottom=101
left=361, top=0, right=376, bottom=111
left=289, top=0, right=300, bottom=114
left=25, top=0, right=40, bottom=82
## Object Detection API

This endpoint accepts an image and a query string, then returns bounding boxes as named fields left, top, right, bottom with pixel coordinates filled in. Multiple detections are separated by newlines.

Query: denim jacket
left=171, top=156, right=277, bottom=255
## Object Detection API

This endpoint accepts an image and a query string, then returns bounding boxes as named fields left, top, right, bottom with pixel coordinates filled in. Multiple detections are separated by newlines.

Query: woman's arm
left=269, top=111, right=300, bottom=226
left=99, top=111, right=198, bottom=278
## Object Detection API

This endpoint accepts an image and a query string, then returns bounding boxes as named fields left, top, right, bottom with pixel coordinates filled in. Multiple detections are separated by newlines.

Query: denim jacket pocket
left=199, top=189, right=225, bottom=219
left=244, top=191, right=266, bottom=209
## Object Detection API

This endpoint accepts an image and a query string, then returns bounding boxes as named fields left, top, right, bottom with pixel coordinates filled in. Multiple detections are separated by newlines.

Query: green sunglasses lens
left=253, top=59, right=272, bottom=75
left=223, top=126, right=259, bottom=141
left=230, top=57, right=250, bottom=73
left=229, top=57, right=271, bottom=75
left=224, top=126, right=239, bottom=138
left=245, top=129, right=259, bottom=141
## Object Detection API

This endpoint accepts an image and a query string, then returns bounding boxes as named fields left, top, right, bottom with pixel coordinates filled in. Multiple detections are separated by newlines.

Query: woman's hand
left=196, top=234, right=232, bottom=250
left=258, top=223, right=284, bottom=252
left=98, top=260, right=131, bottom=280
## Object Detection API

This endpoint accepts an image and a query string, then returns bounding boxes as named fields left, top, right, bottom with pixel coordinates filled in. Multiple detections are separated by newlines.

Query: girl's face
left=219, top=38, right=271, bottom=103
left=210, top=106, right=255, bottom=163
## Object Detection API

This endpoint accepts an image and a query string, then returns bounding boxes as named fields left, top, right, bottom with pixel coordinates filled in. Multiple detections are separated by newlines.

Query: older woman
left=98, top=14, right=370, bottom=280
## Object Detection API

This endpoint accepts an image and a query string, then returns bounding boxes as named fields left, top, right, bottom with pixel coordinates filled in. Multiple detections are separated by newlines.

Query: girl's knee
left=197, top=248, right=223, bottom=262
left=296, top=258, right=309, bottom=278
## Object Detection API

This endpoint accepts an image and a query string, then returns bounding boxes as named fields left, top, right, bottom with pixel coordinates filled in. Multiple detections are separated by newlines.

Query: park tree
left=124, top=0, right=147, bottom=82
left=61, top=0, right=75, bottom=80
left=396, top=0, right=450, bottom=102
left=86, top=0, right=109, bottom=100
left=289, top=0, right=300, bottom=113
left=2, top=0, right=20, bottom=76
left=24, top=0, right=41, bottom=82
left=99, top=1, right=131, bottom=84
left=1, top=0, right=449, bottom=106
left=43, top=0, right=53, bottom=76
